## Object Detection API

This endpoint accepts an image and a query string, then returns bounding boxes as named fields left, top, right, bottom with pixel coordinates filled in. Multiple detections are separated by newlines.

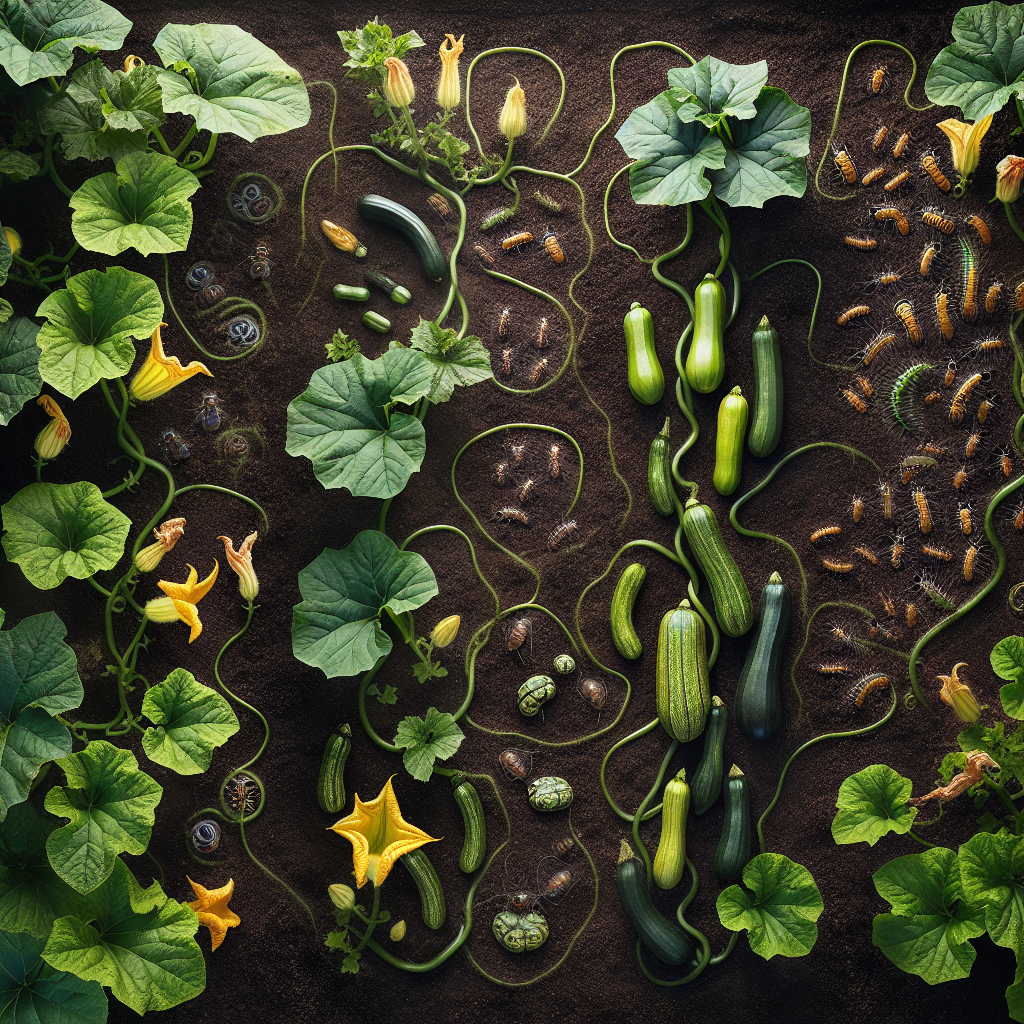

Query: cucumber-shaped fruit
left=648, top=417, right=675, bottom=515
left=656, top=599, right=710, bottom=742
left=317, top=722, right=352, bottom=813
left=357, top=194, right=447, bottom=281
left=748, top=315, right=783, bottom=457
left=690, top=696, right=727, bottom=815
left=610, top=562, right=646, bottom=660
left=452, top=774, right=486, bottom=873
left=362, top=310, right=391, bottom=333
left=364, top=268, right=412, bottom=304
left=653, top=769, right=690, bottom=890
left=400, top=847, right=446, bottom=929
left=685, top=273, right=726, bottom=393
left=712, top=386, right=748, bottom=496
left=623, top=301, right=665, bottom=405
left=734, top=571, right=791, bottom=743
left=332, top=284, right=371, bottom=302
left=682, top=498, right=754, bottom=637
left=714, top=764, right=753, bottom=883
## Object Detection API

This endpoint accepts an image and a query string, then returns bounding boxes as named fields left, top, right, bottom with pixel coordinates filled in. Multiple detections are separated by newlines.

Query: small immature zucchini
left=362, top=311, right=391, bottom=333
left=714, top=764, right=753, bottom=883
left=656, top=599, right=710, bottom=742
left=615, top=839, right=695, bottom=966
left=685, top=273, right=726, bottom=393
left=364, top=268, right=412, bottom=305
left=610, top=562, right=646, bottom=660
left=734, top=571, right=791, bottom=744
left=712, top=386, right=748, bottom=496
left=690, top=696, right=727, bottom=815
left=400, top=847, right=446, bottom=929
left=748, top=315, right=783, bottom=457
left=317, top=722, right=352, bottom=813
left=357, top=194, right=447, bottom=281
left=623, top=301, right=665, bottom=405
left=648, top=417, right=676, bottom=515
left=653, top=769, right=690, bottom=890
left=682, top=498, right=754, bottom=637
left=452, top=773, right=486, bottom=873
left=332, top=283, right=371, bottom=302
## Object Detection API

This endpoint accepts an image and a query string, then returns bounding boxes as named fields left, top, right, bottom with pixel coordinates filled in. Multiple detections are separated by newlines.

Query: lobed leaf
left=668, top=56, right=768, bottom=128
left=831, top=764, right=917, bottom=846
left=958, top=830, right=1024, bottom=953
left=393, top=707, right=464, bottom=782
left=0, top=316, right=41, bottom=425
left=407, top=318, right=492, bottom=403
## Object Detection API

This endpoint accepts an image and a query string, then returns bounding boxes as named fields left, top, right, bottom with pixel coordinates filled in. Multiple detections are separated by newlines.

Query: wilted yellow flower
left=437, top=34, right=464, bottom=110
left=383, top=56, right=415, bottom=108
left=135, top=517, right=186, bottom=573
left=34, top=395, right=70, bottom=460
left=218, top=531, right=258, bottom=601
left=144, top=561, right=218, bottom=643
left=123, top=55, right=144, bottom=72
left=430, top=614, right=461, bottom=648
left=937, top=115, right=993, bottom=177
left=937, top=662, right=981, bottom=723
left=996, top=154, right=1024, bottom=202
left=129, top=322, right=212, bottom=401
left=499, top=77, right=527, bottom=140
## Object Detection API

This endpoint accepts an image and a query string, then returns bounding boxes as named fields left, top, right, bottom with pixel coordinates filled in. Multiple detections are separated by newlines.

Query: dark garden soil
left=1, top=1, right=1021, bottom=1021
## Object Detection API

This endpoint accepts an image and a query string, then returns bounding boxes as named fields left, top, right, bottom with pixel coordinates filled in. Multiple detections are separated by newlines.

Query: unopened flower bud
left=34, top=395, right=70, bottom=460
left=135, top=517, right=186, bottom=573
left=938, top=662, right=981, bottom=723
left=499, top=77, right=527, bottom=140
left=390, top=919, right=407, bottom=941
left=383, top=57, right=415, bottom=108
left=430, top=614, right=461, bottom=648
left=329, top=883, right=356, bottom=911
left=436, top=34, right=464, bottom=111
left=996, top=154, right=1024, bottom=203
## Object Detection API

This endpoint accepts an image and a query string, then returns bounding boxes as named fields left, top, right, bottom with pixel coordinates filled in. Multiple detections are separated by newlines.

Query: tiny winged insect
left=194, top=392, right=222, bottom=432
left=536, top=856, right=576, bottom=904
left=224, top=774, right=261, bottom=817
left=553, top=835, right=576, bottom=858
left=161, top=427, right=190, bottom=466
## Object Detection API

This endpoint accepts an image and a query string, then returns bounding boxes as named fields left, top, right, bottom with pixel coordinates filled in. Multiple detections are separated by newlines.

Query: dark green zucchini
left=648, top=417, right=675, bottom=515
left=364, top=268, right=412, bottom=305
left=400, top=847, right=446, bottom=929
left=357, top=194, right=447, bottom=281
left=690, top=696, right=727, bottom=815
left=452, top=774, right=486, bottom=873
left=734, top=571, right=791, bottom=744
left=748, top=315, right=783, bottom=457
left=714, top=765, right=752, bottom=883
left=317, top=723, right=352, bottom=813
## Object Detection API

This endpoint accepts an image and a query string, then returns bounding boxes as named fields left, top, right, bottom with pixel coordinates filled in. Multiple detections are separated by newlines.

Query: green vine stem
left=600, top=717, right=662, bottom=823
left=1003, top=200, right=1024, bottom=247
left=631, top=738, right=679, bottom=880
left=747, top=259, right=828, bottom=368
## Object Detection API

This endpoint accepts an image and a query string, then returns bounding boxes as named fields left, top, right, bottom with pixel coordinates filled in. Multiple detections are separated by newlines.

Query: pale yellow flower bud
left=938, top=662, right=981, bottom=723
left=383, top=56, right=415, bottom=108
left=499, top=77, right=527, bottom=140
left=430, top=614, right=461, bottom=648
left=328, top=884, right=356, bottom=912
left=34, top=395, right=70, bottom=460
left=390, top=919, right=407, bottom=941
left=219, top=531, right=259, bottom=601
left=437, top=34, right=464, bottom=110
left=135, top=517, right=186, bottom=573
left=996, top=155, right=1024, bottom=202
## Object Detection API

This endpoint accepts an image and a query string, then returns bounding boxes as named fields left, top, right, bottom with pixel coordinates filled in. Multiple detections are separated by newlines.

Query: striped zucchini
left=610, top=562, right=646, bottom=660
left=690, top=696, right=727, bottom=815
left=682, top=498, right=754, bottom=637
left=648, top=417, right=675, bottom=515
left=656, top=599, right=710, bottom=742
left=748, top=315, right=783, bottom=457
left=332, top=284, right=370, bottom=302
left=357, top=194, right=447, bottom=280
left=623, top=301, right=665, bottom=404
left=400, top=847, right=446, bottom=929
left=714, top=765, right=753, bottom=883
left=452, top=774, right=486, bottom=873
left=685, top=273, right=726, bottom=393
left=362, top=310, right=391, bottom=333
left=316, top=723, right=352, bottom=813
left=364, top=268, right=412, bottom=305
left=712, top=386, right=748, bottom=496
left=653, top=769, right=690, bottom=890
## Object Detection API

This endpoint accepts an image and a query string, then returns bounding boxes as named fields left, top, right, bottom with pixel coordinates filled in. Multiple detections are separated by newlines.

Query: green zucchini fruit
left=656, top=599, right=710, bottom=742
left=648, top=417, right=675, bottom=515
left=735, top=571, right=791, bottom=744
left=452, top=774, right=486, bottom=873
left=623, top=301, right=665, bottom=405
left=362, top=310, right=391, bottom=333
left=615, top=840, right=695, bottom=966
left=357, top=193, right=447, bottom=281
left=610, top=562, right=646, bottom=660
left=748, top=315, right=783, bottom=457
left=400, top=847, right=447, bottom=929
left=317, top=722, right=352, bottom=813
left=682, top=498, right=754, bottom=637
left=690, top=696, right=727, bottom=815
left=364, top=268, right=413, bottom=305
left=714, top=764, right=753, bottom=883
left=653, top=769, right=690, bottom=890
left=712, top=386, right=748, bottom=496
left=332, top=284, right=370, bottom=302
left=685, top=273, right=726, bottom=393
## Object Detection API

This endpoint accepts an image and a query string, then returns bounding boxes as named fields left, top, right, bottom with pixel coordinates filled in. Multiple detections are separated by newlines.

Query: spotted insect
left=845, top=235, right=879, bottom=250
left=547, top=519, right=578, bottom=550
left=890, top=532, right=906, bottom=569
left=855, top=374, right=874, bottom=397
left=542, top=225, right=564, bottom=263
left=838, top=303, right=871, bottom=326
left=493, top=460, right=512, bottom=486
left=502, top=230, right=534, bottom=251
left=965, top=213, right=992, bottom=245
left=499, top=748, right=532, bottom=780
left=873, top=205, right=911, bottom=235
left=965, top=432, right=981, bottom=458
left=224, top=774, right=261, bottom=817
left=862, top=165, right=887, bottom=186
left=922, top=544, right=953, bottom=562
left=539, top=860, right=576, bottom=902
left=495, top=505, right=530, bottom=524
left=833, top=143, right=858, bottom=184
left=817, top=663, right=852, bottom=675
left=508, top=438, right=528, bottom=466
left=851, top=495, right=866, bottom=522
left=548, top=443, right=561, bottom=479
left=500, top=347, right=513, bottom=376
left=959, top=502, right=973, bottom=536
left=879, top=591, right=898, bottom=618
left=1014, top=502, right=1024, bottom=531
left=892, top=132, right=911, bottom=158
left=922, top=207, right=956, bottom=235
left=517, top=478, right=538, bottom=503
left=996, top=447, right=1014, bottom=478
left=498, top=307, right=512, bottom=338
left=194, top=392, right=222, bottom=432
left=871, top=124, right=888, bottom=152
left=921, top=151, right=952, bottom=191
left=535, top=317, right=549, bottom=349
left=161, top=428, right=190, bottom=466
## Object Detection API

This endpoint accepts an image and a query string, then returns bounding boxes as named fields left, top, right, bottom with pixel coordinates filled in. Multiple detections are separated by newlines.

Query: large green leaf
left=0, top=929, right=107, bottom=1024
left=957, top=720, right=1024, bottom=791
left=958, top=830, right=1024, bottom=952
left=872, top=847, right=986, bottom=984
left=1009, top=957, right=1024, bottom=1023
left=716, top=853, right=823, bottom=958
left=44, top=741, right=162, bottom=895
left=140, top=668, right=239, bottom=775
left=1, top=482, right=130, bottom=591
left=152, top=23, right=310, bottom=142
left=831, top=764, right=917, bottom=846
left=407, top=319, right=493, bottom=403
left=285, top=347, right=436, bottom=498
left=338, top=19, right=424, bottom=82
left=35, top=266, right=162, bottom=399
left=0, top=146, right=40, bottom=181
left=992, top=635, right=1024, bottom=720
left=0, top=0, right=131, bottom=86
left=925, top=2, right=1024, bottom=120
left=292, top=529, right=438, bottom=679
left=667, top=56, right=768, bottom=128
left=38, top=59, right=164, bottom=163
left=0, top=316, right=41, bottom=425
left=70, top=151, right=198, bottom=257
left=394, top=707, right=465, bottom=782
left=0, top=215, right=11, bottom=287
left=42, top=857, right=204, bottom=1015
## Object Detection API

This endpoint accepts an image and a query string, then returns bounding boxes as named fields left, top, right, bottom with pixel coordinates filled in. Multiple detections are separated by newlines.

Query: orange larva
left=843, top=388, right=868, bottom=413
left=893, top=132, right=910, bottom=158
left=978, top=398, right=995, bottom=424
left=921, top=152, right=951, bottom=191
left=934, top=291, right=954, bottom=341
left=959, top=503, right=972, bottom=536
left=913, top=488, right=932, bottom=534
left=862, top=331, right=897, bottom=365
left=944, top=359, right=957, bottom=387
left=965, top=214, right=992, bottom=245
left=924, top=390, right=943, bottom=405
left=528, top=357, right=549, bottom=384
left=919, top=244, right=938, bottom=277
left=535, top=317, right=549, bottom=349
left=999, top=449, right=1013, bottom=477
left=953, top=464, right=970, bottom=490
left=871, top=67, right=887, bottom=94
left=838, top=304, right=871, bottom=325
left=963, top=543, right=980, bottom=582
left=922, top=208, right=955, bottom=234
left=950, top=373, right=983, bottom=423
left=884, top=170, right=912, bottom=191
left=890, top=534, right=905, bottom=568
left=965, top=432, right=981, bottom=458
left=854, top=545, right=880, bottom=564
left=921, top=441, right=947, bottom=456
left=894, top=299, right=923, bottom=343
left=879, top=481, right=893, bottom=520
left=879, top=591, right=897, bottom=617
left=823, top=558, right=854, bottom=573
left=874, top=205, right=911, bottom=235
left=969, top=336, right=1005, bottom=356
left=872, top=124, right=888, bottom=151
left=855, top=374, right=874, bottom=398
left=496, top=506, right=529, bottom=524
left=817, top=663, right=851, bottom=675
left=845, top=235, right=879, bottom=250
left=542, top=226, right=564, bottom=263
left=810, top=525, right=842, bottom=543
left=922, top=544, right=953, bottom=561
left=1015, top=503, right=1024, bottom=531
left=852, top=496, right=865, bottom=522
left=834, top=146, right=858, bottom=184
left=862, top=166, right=887, bottom=186
left=905, top=602, right=918, bottom=628
left=850, top=674, right=891, bottom=708
left=502, top=230, right=534, bottom=250
left=985, top=282, right=1003, bottom=315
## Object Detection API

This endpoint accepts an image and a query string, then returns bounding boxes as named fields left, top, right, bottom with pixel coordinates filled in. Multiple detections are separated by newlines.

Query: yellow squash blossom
left=187, top=877, right=241, bottom=951
left=144, top=561, right=218, bottom=643
left=34, top=395, right=71, bottom=460
left=936, top=115, right=993, bottom=178
left=124, top=55, right=144, bottom=72
left=437, top=34, right=464, bottom=110
left=383, top=56, right=415, bottom=108
left=135, top=517, right=186, bottom=573
left=499, top=77, right=527, bottom=140
left=129, top=322, right=212, bottom=401
left=996, top=154, right=1024, bottom=202
left=430, top=614, right=461, bottom=648
left=937, top=662, right=981, bottom=723
left=218, top=531, right=259, bottom=601
left=329, top=776, right=439, bottom=888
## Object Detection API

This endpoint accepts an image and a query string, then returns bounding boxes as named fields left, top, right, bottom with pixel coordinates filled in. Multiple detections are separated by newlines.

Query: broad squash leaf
left=958, top=830, right=1024, bottom=953
left=393, top=707, right=465, bottom=782
left=0, top=145, right=40, bottom=181
left=407, top=318, right=492, bottom=402
left=992, top=635, right=1024, bottom=719
left=831, top=764, right=917, bottom=846
left=0, top=316, right=41, bottom=425
left=668, top=56, right=768, bottom=128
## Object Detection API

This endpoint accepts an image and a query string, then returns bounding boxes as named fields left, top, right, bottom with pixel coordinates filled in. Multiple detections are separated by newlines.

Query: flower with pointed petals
left=499, top=77, right=527, bottom=140
left=129, top=322, right=212, bottom=402
left=144, top=561, right=218, bottom=643
left=936, top=115, right=993, bottom=178
left=437, top=34, right=464, bottom=110
left=383, top=56, right=415, bottom=108
left=187, top=876, right=241, bottom=951
left=135, top=517, right=186, bottom=573
left=218, top=531, right=259, bottom=601
left=34, top=395, right=71, bottom=460
left=329, top=775, right=439, bottom=888
left=937, top=662, right=981, bottom=723
left=996, top=154, right=1024, bottom=202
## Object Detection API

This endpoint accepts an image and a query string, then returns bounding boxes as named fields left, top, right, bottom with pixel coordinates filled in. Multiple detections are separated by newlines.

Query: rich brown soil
left=2, top=1, right=1021, bottom=1022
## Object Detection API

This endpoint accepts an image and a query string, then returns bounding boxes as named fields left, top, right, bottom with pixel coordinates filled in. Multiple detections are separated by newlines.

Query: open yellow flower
left=34, top=395, right=71, bottom=460
left=329, top=776, right=439, bottom=888
left=129, top=322, right=212, bottom=401
left=383, top=56, right=415, bottom=108
left=144, top=561, right=218, bottom=643
left=936, top=115, right=993, bottom=178
left=437, top=34, right=464, bottom=110
left=135, top=517, right=186, bottom=573
left=187, top=877, right=241, bottom=951
left=499, top=77, right=527, bottom=140
left=218, top=531, right=258, bottom=601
